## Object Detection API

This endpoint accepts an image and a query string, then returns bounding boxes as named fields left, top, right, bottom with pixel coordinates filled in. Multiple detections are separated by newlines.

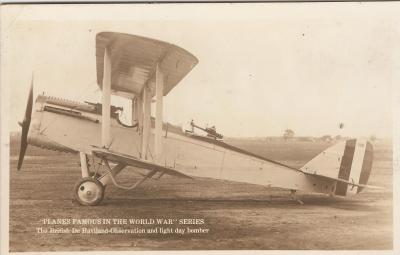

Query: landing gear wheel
left=74, top=177, right=104, bottom=206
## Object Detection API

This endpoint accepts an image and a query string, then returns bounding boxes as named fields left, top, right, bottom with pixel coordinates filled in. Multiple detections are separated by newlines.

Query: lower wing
left=91, top=148, right=193, bottom=179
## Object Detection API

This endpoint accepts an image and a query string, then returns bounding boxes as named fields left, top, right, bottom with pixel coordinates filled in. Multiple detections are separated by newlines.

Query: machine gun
left=190, top=120, right=223, bottom=140
left=84, top=101, right=123, bottom=118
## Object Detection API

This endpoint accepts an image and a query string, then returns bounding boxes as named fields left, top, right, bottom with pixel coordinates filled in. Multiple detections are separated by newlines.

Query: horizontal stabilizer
left=92, top=148, right=193, bottom=179
left=303, top=171, right=384, bottom=192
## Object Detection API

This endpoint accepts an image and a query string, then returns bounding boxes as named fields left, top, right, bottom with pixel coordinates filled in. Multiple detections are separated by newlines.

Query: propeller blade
left=17, top=75, right=34, bottom=171
left=17, top=127, right=28, bottom=170
left=24, top=75, right=34, bottom=123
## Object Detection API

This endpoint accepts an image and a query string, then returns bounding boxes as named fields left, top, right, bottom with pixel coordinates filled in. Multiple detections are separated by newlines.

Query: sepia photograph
left=0, top=2, right=398, bottom=253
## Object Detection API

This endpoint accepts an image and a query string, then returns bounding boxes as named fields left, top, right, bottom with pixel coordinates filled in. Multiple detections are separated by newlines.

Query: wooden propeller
left=17, top=76, right=33, bottom=170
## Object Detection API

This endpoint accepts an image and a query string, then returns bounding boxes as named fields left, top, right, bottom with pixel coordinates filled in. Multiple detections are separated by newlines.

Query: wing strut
left=155, top=63, right=164, bottom=163
left=101, top=47, right=111, bottom=147
left=141, top=86, right=151, bottom=159
left=101, top=45, right=165, bottom=164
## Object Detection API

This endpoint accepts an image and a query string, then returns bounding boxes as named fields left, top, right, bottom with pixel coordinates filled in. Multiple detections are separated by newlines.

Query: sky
left=1, top=3, right=399, bottom=138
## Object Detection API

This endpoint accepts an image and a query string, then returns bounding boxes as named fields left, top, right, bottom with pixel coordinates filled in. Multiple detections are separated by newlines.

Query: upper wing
left=91, top=148, right=192, bottom=179
left=96, top=32, right=198, bottom=98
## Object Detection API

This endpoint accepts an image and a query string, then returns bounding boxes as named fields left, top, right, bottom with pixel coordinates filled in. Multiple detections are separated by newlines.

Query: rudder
left=300, top=139, right=374, bottom=196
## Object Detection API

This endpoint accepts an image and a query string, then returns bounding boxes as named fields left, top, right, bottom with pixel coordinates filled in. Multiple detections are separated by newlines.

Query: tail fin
left=301, top=139, right=374, bottom=196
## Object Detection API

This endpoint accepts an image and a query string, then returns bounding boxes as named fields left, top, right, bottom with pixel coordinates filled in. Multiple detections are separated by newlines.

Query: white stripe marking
left=347, top=139, right=367, bottom=194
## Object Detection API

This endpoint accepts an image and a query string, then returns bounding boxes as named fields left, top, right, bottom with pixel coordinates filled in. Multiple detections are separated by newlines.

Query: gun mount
left=189, top=120, right=223, bottom=140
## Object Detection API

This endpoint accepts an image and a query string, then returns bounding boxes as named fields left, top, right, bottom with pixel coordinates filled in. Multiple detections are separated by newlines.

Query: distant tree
left=321, top=135, right=332, bottom=142
left=335, top=135, right=342, bottom=141
left=283, top=129, right=295, bottom=141
left=370, top=135, right=377, bottom=142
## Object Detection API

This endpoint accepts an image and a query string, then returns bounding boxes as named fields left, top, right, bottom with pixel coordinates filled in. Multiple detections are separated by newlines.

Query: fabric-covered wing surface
left=96, top=32, right=198, bottom=98
left=92, top=148, right=192, bottom=179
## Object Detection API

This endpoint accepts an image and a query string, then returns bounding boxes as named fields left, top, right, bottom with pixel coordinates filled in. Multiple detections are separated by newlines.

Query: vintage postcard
left=0, top=2, right=398, bottom=254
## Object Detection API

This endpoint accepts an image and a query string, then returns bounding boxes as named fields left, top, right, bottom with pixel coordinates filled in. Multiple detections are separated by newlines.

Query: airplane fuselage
left=27, top=95, right=338, bottom=196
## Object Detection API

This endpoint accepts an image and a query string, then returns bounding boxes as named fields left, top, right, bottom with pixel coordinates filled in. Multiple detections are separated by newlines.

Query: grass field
left=9, top=135, right=393, bottom=251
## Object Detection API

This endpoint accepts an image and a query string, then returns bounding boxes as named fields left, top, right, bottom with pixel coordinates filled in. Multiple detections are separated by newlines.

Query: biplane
left=18, top=32, right=375, bottom=205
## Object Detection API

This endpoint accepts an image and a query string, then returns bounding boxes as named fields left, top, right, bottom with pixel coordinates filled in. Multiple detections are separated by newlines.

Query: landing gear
left=290, top=189, right=304, bottom=205
left=74, top=177, right=104, bottom=206
left=74, top=152, right=105, bottom=206
left=89, top=171, right=102, bottom=179
left=74, top=152, right=153, bottom=205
